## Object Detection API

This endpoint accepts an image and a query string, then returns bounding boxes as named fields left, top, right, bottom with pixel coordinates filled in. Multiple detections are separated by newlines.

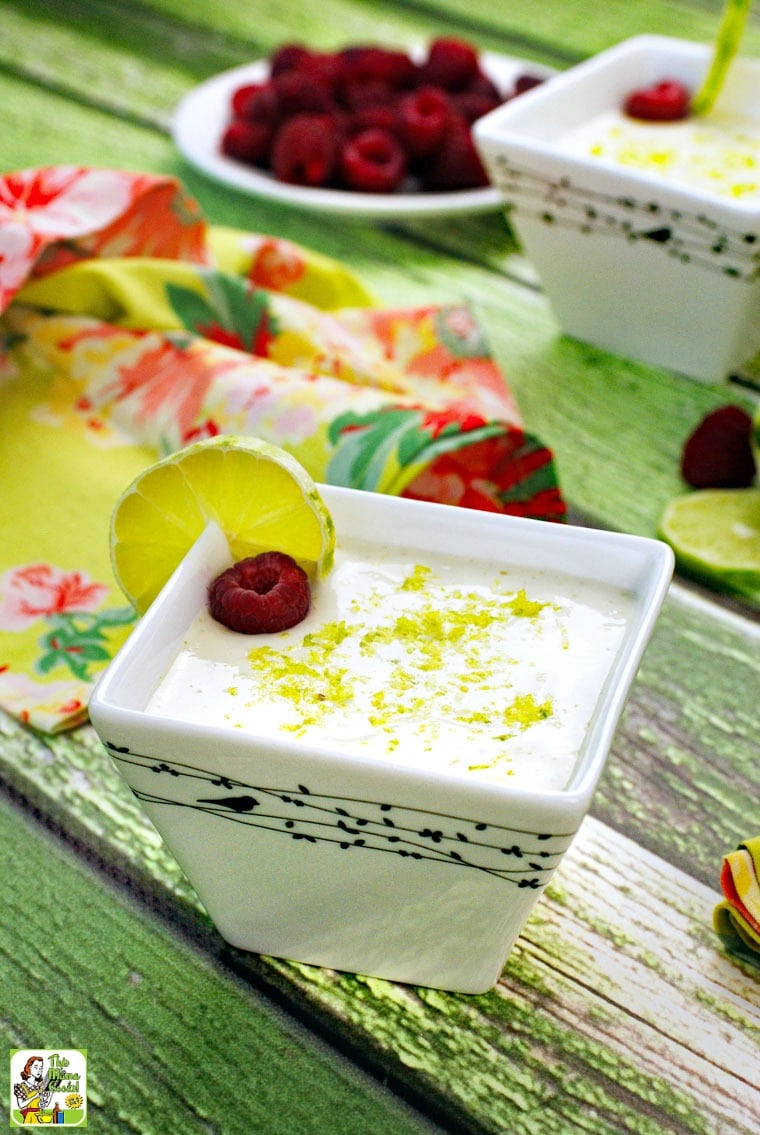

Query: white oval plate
left=172, top=51, right=556, bottom=220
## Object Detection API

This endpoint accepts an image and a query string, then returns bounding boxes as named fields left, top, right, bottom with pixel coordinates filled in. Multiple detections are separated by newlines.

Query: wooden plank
left=6, top=0, right=760, bottom=131
left=258, top=817, right=760, bottom=1135
left=596, top=589, right=760, bottom=883
left=0, top=70, right=177, bottom=170
left=0, top=792, right=442, bottom=1134
left=3, top=743, right=757, bottom=1134
left=373, top=0, right=760, bottom=62
left=54, top=0, right=760, bottom=65
left=0, top=0, right=536, bottom=136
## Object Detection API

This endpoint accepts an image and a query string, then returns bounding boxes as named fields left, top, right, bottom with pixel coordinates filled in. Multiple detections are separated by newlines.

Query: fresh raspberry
left=513, top=73, right=546, bottom=96
left=270, top=113, right=338, bottom=187
left=680, top=405, right=757, bottom=489
left=623, top=80, right=691, bottom=121
left=224, top=37, right=508, bottom=194
left=341, top=78, right=396, bottom=111
left=418, top=38, right=480, bottom=91
left=273, top=69, right=335, bottom=117
left=230, top=82, right=267, bottom=118
left=398, top=86, right=452, bottom=157
left=208, top=552, right=311, bottom=634
left=348, top=105, right=399, bottom=138
left=338, top=46, right=416, bottom=92
left=269, top=43, right=312, bottom=77
left=299, top=51, right=344, bottom=95
left=451, top=89, right=500, bottom=124
left=236, top=83, right=279, bottom=127
left=464, top=71, right=502, bottom=100
left=339, top=128, right=407, bottom=193
left=422, top=115, right=489, bottom=190
left=221, top=118, right=274, bottom=165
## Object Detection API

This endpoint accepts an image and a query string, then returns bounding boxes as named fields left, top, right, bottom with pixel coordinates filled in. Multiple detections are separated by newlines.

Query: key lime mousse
left=147, top=536, right=632, bottom=790
left=560, top=109, right=760, bottom=201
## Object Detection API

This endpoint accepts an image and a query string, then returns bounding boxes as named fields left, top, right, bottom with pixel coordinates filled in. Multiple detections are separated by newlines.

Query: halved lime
left=110, top=435, right=335, bottom=613
left=658, top=488, right=760, bottom=598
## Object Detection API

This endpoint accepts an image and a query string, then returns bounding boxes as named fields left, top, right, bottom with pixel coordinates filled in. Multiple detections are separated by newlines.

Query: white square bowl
left=473, top=35, right=760, bottom=382
left=89, top=487, right=672, bottom=993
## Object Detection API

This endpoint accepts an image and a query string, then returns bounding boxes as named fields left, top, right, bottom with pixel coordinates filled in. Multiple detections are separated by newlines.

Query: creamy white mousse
left=560, top=109, right=760, bottom=201
left=147, top=539, right=632, bottom=790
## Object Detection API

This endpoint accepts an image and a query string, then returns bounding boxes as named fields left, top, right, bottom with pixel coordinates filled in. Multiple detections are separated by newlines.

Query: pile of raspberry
left=221, top=38, right=544, bottom=194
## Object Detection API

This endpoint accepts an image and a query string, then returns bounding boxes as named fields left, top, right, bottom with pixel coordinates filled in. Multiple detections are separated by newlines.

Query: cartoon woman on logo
left=13, top=1056, right=52, bottom=1124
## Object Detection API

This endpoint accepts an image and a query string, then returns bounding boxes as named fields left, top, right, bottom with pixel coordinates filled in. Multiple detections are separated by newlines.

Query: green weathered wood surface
left=0, top=792, right=442, bottom=1134
left=1, top=1, right=760, bottom=1132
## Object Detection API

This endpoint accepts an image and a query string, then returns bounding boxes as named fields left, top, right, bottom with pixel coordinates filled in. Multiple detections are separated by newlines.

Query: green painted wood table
left=1, top=2, right=759, bottom=1132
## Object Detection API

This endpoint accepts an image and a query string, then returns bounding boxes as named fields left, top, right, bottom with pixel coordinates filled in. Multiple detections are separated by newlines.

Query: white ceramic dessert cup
left=473, top=36, right=760, bottom=383
left=89, top=487, right=673, bottom=993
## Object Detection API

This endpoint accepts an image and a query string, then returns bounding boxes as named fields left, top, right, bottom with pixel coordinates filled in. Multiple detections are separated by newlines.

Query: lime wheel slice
left=658, top=488, right=760, bottom=598
left=110, top=435, right=335, bottom=613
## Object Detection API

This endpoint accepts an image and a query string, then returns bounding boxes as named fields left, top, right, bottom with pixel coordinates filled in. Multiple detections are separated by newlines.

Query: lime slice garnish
left=658, top=488, right=760, bottom=598
left=111, top=435, right=335, bottom=613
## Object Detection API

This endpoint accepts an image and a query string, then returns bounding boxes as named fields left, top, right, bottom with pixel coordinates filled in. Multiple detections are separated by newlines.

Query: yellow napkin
left=0, top=166, right=564, bottom=732
left=714, top=835, right=760, bottom=966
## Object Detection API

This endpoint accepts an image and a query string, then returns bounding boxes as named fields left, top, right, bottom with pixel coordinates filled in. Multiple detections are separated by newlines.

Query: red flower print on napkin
left=0, top=564, right=108, bottom=631
left=0, top=166, right=207, bottom=312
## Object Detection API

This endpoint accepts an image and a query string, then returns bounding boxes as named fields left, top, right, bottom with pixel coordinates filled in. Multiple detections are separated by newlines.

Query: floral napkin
left=714, top=835, right=760, bottom=966
left=0, top=165, right=564, bottom=733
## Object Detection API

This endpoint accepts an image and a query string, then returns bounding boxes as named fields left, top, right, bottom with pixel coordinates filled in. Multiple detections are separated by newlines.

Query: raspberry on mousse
left=208, top=551, right=311, bottom=634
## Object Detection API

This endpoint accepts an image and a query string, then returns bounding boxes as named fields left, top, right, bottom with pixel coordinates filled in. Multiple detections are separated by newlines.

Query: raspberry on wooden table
left=680, top=406, right=757, bottom=489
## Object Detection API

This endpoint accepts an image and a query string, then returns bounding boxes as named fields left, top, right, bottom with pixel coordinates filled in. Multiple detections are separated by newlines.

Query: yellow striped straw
left=691, top=0, right=752, bottom=114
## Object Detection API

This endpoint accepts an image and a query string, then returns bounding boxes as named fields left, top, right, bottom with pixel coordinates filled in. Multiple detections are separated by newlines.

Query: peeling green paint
left=694, top=987, right=760, bottom=1033
left=0, top=794, right=434, bottom=1134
